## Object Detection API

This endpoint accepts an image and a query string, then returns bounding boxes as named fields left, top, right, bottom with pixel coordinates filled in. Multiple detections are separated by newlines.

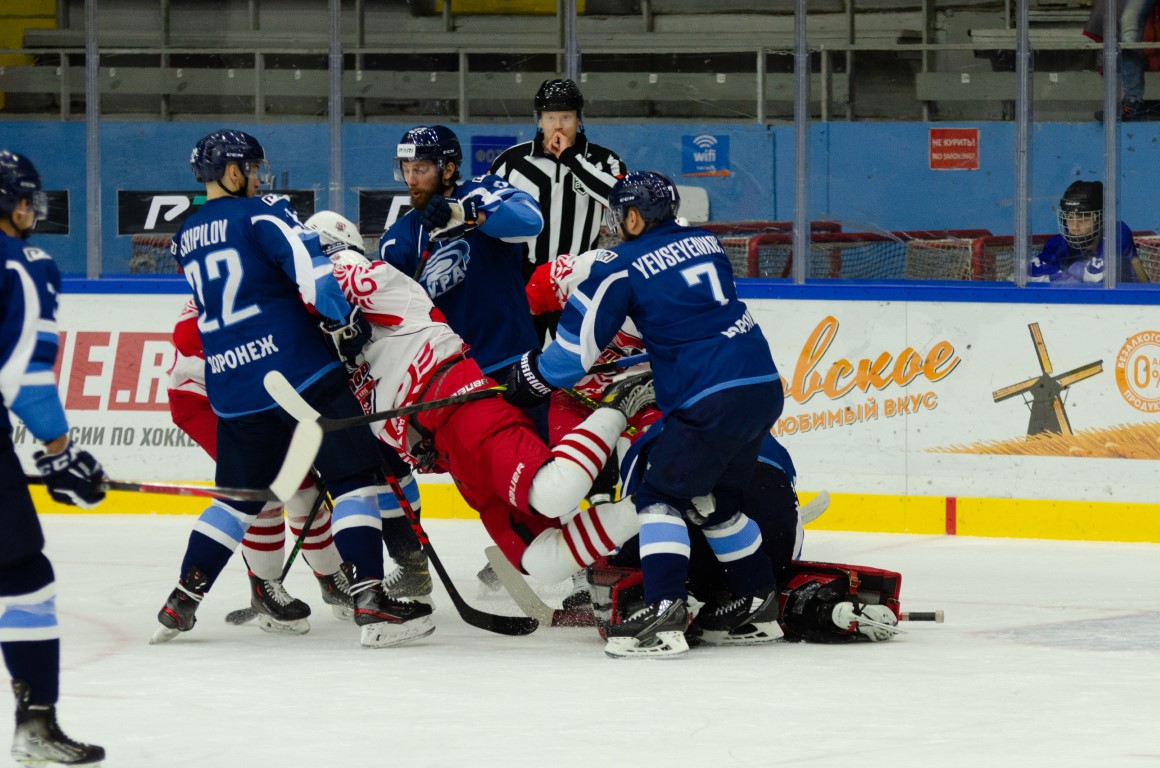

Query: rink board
left=16, top=287, right=1160, bottom=544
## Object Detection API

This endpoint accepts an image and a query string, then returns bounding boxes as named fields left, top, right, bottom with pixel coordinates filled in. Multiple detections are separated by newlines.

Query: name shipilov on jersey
left=631, top=234, right=724, bottom=279
left=207, top=335, right=279, bottom=374
left=179, top=219, right=229, bottom=255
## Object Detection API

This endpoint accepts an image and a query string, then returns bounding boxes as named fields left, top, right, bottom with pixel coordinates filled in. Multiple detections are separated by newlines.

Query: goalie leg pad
left=778, top=561, right=902, bottom=643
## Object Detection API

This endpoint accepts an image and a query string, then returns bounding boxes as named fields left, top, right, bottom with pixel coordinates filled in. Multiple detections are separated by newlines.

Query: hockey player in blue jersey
left=504, top=171, right=785, bottom=658
left=379, top=125, right=544, bottom=381
left=153, top=130, right=433, bottom=649
left=1, top=150, right=106, bottom=765
left=1031, top=180, right=1146, bottom=284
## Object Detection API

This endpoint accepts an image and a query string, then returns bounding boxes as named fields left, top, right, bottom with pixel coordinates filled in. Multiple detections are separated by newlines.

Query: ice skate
left=604, top=598, right=690, bottom=659
left=316, top=569, right=355, bottom=621
left=10, top=680, right=104, bottom=767
left=561, top=571, right=591, bottom=611
left=248, top=572, right=311, bottom=635
left=150, top=566, right=209, bottom=644
left=477, top=562, right=502, bottom=594
left=345, top=564, right=435, bottom=648
left=831, top=602, right=902, bottom=641
left=383, top=550, right=434, bottom=606
left=687, top=586, right=782, bottom=646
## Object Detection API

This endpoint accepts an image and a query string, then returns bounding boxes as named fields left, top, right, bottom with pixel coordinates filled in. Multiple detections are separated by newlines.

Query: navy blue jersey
left=175, top=194, right=350, bottom=417
left=378, top=174, right=542, bottom=375
left=1, top=232, right=68, bottom=441
left=1031, top=221, right=1139, bottom=284
left=539, top=219, right=780, bottom=413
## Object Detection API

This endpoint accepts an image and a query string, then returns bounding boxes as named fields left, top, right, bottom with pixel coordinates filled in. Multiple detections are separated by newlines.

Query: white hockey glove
left=320, top=307, right=370, bottom=372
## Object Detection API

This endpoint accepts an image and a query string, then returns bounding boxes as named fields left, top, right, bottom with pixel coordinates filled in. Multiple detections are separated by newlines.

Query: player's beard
left=409, top=181, right=442, bottom=211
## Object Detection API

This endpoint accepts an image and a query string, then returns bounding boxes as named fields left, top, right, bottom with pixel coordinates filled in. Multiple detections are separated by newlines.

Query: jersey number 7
left=681, top=263, right=728, bottom=305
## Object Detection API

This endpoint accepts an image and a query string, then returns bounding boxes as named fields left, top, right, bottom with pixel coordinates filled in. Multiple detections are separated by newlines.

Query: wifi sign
left=681, top=134, right=731, bottom=177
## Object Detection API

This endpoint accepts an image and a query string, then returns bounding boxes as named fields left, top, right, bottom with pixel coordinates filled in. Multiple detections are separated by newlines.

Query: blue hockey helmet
left=606, top=171, right=680, bottom=231
left=394, top=125, right=462, bottom=182
left=0, top=149, right=47, bottom=223
left=190, top=129, right=272, bottom=185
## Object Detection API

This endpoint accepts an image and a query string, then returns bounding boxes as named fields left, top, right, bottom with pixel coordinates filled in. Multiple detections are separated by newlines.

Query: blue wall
left=2, top=120, right=1158, bottom=274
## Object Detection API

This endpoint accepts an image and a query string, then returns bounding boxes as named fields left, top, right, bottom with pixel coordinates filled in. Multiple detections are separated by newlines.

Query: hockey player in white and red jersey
left=305, top=211, right=648, bottom=585
left=166, top=298, right=355, bottom=632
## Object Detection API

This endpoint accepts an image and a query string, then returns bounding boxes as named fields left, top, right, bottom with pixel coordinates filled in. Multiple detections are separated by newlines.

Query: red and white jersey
left=329, top=250, right=471, bottom=459
left=526, top=250, right=646, bottom=400
left=168, top=298, right=207, bottom=399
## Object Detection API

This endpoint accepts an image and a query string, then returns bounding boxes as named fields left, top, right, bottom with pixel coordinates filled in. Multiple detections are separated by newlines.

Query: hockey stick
left=24, top=420, right=322, bottom=504
left=263, top=370, right=503, bottom=433
left=263, top=372, right=539, bottom=635
left=900, top=611, right=944, bottom=622
left=385, top=477, right=538, bottom=636
left=484, top=546, right=595, bottom=628
left=587, top=353, right=650, bottom=375
left=224, top=479, right=330, bottom=626
left=799, top=490, right=830, bottom=525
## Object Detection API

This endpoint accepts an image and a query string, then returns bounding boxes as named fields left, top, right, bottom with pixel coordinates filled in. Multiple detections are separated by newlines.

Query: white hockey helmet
left=305, top=210, right=366, bottom=258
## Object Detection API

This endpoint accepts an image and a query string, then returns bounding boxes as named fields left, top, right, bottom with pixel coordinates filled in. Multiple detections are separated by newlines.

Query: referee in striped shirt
left=490, top=78, right=625, bottom=339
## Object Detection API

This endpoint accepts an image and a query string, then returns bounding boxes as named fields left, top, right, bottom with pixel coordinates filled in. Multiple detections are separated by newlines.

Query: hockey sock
left=637, top=503, right=691, bottom=603
left=240, top=503, right=286, bottom=580
left=0, top=554, right=59, bottom=704
left=378, top=476, right=422, bottom=559
left=181, top=500, right=258, bottom=584
left=278, top=486, right=343, bottom=576
left=528, top=408, right=625, bottom=518
left=703, top=511, right=777, bottom=596
left=521, top=498, right=639, bottom=583
left=328, top=487, right=385, bottom=581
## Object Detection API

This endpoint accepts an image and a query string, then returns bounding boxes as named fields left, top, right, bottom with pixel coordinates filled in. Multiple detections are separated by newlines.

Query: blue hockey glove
left=33, top=442, right=106, bottom=509
left=503, top=350, right=555, bottom=408
left=420, top=195, right=454, bottom=231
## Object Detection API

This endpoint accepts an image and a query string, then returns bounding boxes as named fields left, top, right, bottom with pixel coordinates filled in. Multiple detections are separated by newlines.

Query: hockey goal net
left=1129, top=235, right=1160, bottom=281
left=129, top=234, right=177, bottom=274
left=723, top=229, right=995, bottom=280
left=699, top=221, right=842, bottom=279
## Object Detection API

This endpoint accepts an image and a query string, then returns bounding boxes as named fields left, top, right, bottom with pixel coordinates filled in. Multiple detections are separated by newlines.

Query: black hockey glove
left=33, top=442, right=106, bottom=509
left=420, top=195, right=454, bottom=231
left=320, top=306, right=371, bottom=371
left=503, top=350, right=556, bottom=408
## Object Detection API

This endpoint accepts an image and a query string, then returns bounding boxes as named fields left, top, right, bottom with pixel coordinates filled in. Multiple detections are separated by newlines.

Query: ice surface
left=6, top=514, right=1159, bottom=767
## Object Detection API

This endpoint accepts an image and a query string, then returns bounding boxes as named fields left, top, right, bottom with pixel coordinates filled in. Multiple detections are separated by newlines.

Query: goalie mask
left=394, top=125, right=462, bottom=183
left=1056, top=180, right=1102, bottom=251
left=0, top=150, right=47, bottom=233
left=606, top=171, right=681, bottom=233
left=305, top=210, right=367, bottom=262
left=190, top=129, right=272, bottom=191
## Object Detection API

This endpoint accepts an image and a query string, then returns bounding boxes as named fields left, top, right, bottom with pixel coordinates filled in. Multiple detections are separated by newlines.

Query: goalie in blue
left=503, top=171, right=785, bottom=658
left=1, top=149, right=106, bottom=765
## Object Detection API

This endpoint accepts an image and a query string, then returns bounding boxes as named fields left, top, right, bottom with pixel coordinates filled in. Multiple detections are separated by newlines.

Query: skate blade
left=604, top=630, right=689, bottom=659
left=360, top=615, right=436, bottom=648
left=149, top=625, right=181, bottom=645
left=255, top=614, right=311, bottom=636
left=329, top=604, right=356, bottom=622
left=693, top=621, right=784, bottom=647
left=12, top=753, right=104, bottom=768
